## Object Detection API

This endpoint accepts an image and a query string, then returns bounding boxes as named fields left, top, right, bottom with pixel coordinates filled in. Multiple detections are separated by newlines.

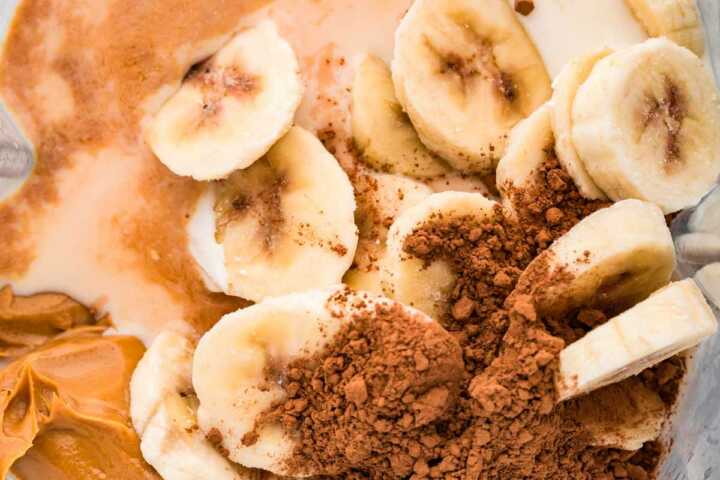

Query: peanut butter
left=0, top=306, right=157, bottom=479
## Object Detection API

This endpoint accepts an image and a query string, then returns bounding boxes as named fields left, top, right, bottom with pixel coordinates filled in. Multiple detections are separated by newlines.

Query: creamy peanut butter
left=0, top=323, right=156, bottom=479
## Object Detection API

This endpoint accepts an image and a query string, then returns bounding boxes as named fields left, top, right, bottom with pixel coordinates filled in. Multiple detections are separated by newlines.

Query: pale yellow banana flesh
left=557, top=279, right=717, bottom=402
left=392, top=0, right=551, bottom=173
left=146, top=21, right=303, bottom=180
left=625, top=0, right=705, bottom=55
left=351, top=55, right=449, bottom=179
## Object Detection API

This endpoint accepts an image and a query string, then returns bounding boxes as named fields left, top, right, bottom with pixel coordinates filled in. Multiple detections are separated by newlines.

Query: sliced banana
left=516, top=199, right=675, bottom=318
left=675, top=232, right=720, bottom=266
left=130, top=332, right=252, bottom=480
left=192, top=288, right=443, bottom=477
left=351, top=55, right=449, bottom=178
left=346, top=172, right=433, bottom=294
left=392, top=0, right=551, bottom=173
left=496, top=102, right=554, bottom=211
left=382, top=192, right=498, bottom=319
left=557, top=279, right=717, bottom=401
left=625, top=0, right=705, bottom=55
left=689, top=187, right=720, bottom=234
left=147, top=21, right=303, bottom=180
left=550, top=49, right=611, bottom=200
left=695, top=262, right=720, bottom=309
left=574, top=378, right=666, bottom=451
left=571, top=38, right=720, bottom=214
left=188, top=127, right=358, bottom=302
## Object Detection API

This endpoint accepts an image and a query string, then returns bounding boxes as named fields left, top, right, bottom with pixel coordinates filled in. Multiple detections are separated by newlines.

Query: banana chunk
left=496, top=103, right=554, bottom=212
left=130, top=332, right=253, bottom=480
left=557, top=279, right=717, bottom=401
left=676, top=232, right=720, bottom=266
left=550, top=49, right=611, bottom=200
left=392, top=0, right=551, bottom=173
left=352, top=55, right=449, bottom=178
left=689, top=187, right=720, bottom=234
left=381, top=192, right=498, bottom=319
left=188, top=127, right=358, bottom=302
left=695, top=262, right=720, bottom=309
left=571, top=38, right=720, bottom=214
left=147, top=21, right=303, bottom=180
left=625, top=0, right=705, bottom=55
left=192, top=288, right=444, bottom=477
left=345, top=172, right=433, bottom=294
left=516, top=199, right=674, bottom=318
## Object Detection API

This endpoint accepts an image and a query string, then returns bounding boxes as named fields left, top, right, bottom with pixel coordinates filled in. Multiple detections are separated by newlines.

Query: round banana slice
left=571, top=38, right=720, bottom=214
left=192, top=288, right=453, bottom=477
left=688, top=186, right=720, bottom=234
left=147, top=20, right=303, bottom=180
left=516, top=199, right=675, bottom=318
left=694, top=262, right=720, bottom=309
left=496, top=103, right=554, bottom=212
left=345, top=172, right=433, bottom=294
left=130, top=332, right=255, bottom=480
left=675, top=232, right=720, bottom=266
left=188, top=127, right=358, bottom=302
left=351, top=55, right=450, bottom=179
left=625, top=0, right=705, bottom=55
left=392, top=0, right=551, bottom=173
left=557, top=279, right=717, bottom=401
left=381, top=192, right=498, bottom=319
left=550, top=49, right=611, bottom=200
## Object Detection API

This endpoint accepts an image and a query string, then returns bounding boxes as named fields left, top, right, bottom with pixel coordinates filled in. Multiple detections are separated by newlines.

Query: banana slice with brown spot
left=557, top=279, right=717, bottom=401
left=188, top=127, right=358, bottom=302
left=147, top=21, right=303, bottom=180
left=550, top=49, right=611, bottom=200
left=351, top=55, right=450, bottom=179
left=392, top=0, right=551, bottom=173
left=515, top=199, right=675, bottom=318
left=571, top=38, right=720, bottom=214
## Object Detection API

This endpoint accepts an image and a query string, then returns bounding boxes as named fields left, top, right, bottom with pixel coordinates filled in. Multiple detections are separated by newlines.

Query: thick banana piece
left=496, top=103, right=554, bottom=212
left=392, top=0, right=551, bottom=173
left=187, top=127, right=358, bottom=302
left=571, top=38, right=720, bottom=214
left=695, top=262, right=720, bottom=308
left=557, top=279, right=717, bottom=401
left=147, top=21, right=303, bottom=180
left=352, top=55, right=449, bottom=178
left=130, top=332, right=252, bottom=480
left=345, top=172, right=433, bottom=294
left=516, top=200, right=675, bottom=318
left=381, top=192, right=498, bottom=319
left=625, top=0, right=705, bottom=55
left=550, top=49, right=611, bottom=200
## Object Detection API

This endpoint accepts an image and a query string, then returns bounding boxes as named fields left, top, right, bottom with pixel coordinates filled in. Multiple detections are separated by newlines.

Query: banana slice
left=147, top=21, right=303, bottom=180
left=496, top=102, right=554, bottom=212
left=557, top=279, right=717, bottom=401
left=187, top=127, right=358, bottom=302
left=345, top=172, right=433, bottom=294
left=392, top=0, right=551, bottom=173
left=192, top=288, right=447, bottom=477
left=381, top=192, right=498, bottom=319
left=574, top=378, right=666, bottom=451
left=676, top=232, right=720, bottom=265
left=689, top=187, right=720, bottom=234
left=694, top=262, right=720, bottom=308
left=351, top=55, right=449, bottom=179
left=625, top=0, right=705, bottom=55
left=130, top=332, right=253, bottom=480
left=550, top=49, right=611, bottom=200
left=571, top=38, right=720, bottom=214
left=516, top=199, right=674, bottom=318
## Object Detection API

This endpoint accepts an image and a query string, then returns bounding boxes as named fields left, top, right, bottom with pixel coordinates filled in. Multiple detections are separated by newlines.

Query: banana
left=381, top=192, right=498, bottom=319
left=187, top=127, right=358, bottom=302
left=345, top=172, right=433, bottom=294
left=695, top=262, right=720, bottom=309
left=495, top=103, right=554, bottom=211
left=689, top=187, right=720, bottom=234
left=146, top=20, right=303, bottom=180
left=516, top=199, right=675, bottom=318
left=550, top=49, right=611, bottom=200
left=557, top=279, right=717, bottom=401
left=570, top=38, right=720, bottom=214
left=351, top=55, right=450, bottom=179
left=625, top=0, right=705, bottom=55
left=130, top=332, right=254, bottom=480
left=574, top=378, right=666, bottom=451
left=392, top=0, right=551, bottom=173
left=192, top=288, right=442, bottom=477
left=675, top=232, right=720, bottom=265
